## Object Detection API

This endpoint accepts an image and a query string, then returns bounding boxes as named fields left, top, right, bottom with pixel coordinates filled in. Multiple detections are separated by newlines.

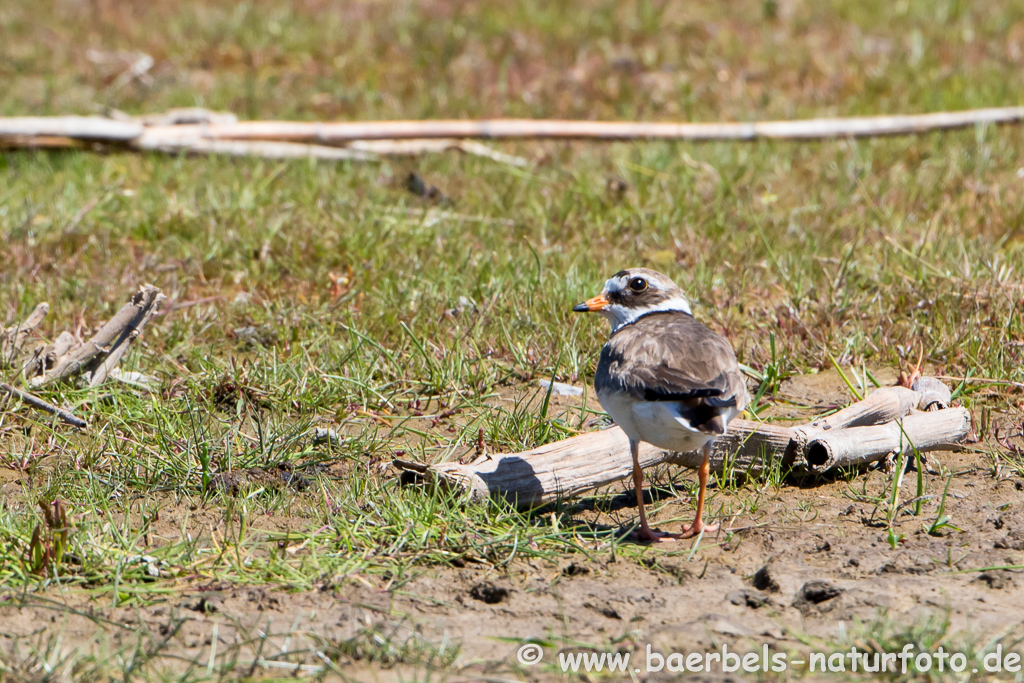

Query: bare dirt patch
left=2, top=373, right=1022, bottom=680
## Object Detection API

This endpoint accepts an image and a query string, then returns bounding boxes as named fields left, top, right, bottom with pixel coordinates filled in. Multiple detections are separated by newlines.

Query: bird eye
left=628, top=277, right=648, bottom=292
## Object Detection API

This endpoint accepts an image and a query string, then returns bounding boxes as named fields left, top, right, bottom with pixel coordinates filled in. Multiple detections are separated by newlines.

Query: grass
left=794, top=608, right=1016, bottom=681
left=2, top=0, right=1024, bottom=679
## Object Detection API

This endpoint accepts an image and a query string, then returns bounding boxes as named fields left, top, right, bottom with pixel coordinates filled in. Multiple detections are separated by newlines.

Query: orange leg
left=629, top=440, right=679, bottom=543
left=679, top=441, right=720, bottom=539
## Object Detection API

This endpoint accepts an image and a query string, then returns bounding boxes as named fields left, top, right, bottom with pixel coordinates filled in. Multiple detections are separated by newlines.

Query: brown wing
left=595, top=312, right=747, bottom=433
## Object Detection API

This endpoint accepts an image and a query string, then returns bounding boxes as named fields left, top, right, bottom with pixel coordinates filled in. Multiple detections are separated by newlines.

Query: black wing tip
left=642, top=387, right=724, bottom=402
left=696, top=420, right=728, bottom=436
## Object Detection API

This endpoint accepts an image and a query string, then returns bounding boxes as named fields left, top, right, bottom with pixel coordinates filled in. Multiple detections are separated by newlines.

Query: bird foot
left=625, top=526, right=682, bottom=543
left=898, top=342, right=925, bottom=388
left=678, top=520, right=718, bottom=539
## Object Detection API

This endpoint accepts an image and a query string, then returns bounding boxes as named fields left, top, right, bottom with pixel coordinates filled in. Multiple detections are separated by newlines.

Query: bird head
left=573, top=268, right=692, bottom=333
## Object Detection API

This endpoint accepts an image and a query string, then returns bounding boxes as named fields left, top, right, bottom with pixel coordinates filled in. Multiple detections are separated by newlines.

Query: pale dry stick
left=1, top=302, right=49, bottom=367
left=23, top=331, right=75, bottom=379
left=0, top=126, right=529, bottom=166
left=5, top=107, right=1021, bottom=166
left=135, top=132, right=531, bottom=166
left=349, top=138, right=530, bottom=166
left=87, top=328, right=139, bottom=388
left=138, top=106, right=1024, bottom=142
left=0, top=116, right=143, bottom=140
left=910, top=376, right=952, bottom=411
left=108, top=53, right=154, bottom=92
left=801, top=386, right=921, bottom=430
left=133, top=133, right=376, bottom=162
left=32, top=285, right=165, bottom=386
left=0, top=382, right=87, bottom=429
left=81, top=290, right=162, bottom=389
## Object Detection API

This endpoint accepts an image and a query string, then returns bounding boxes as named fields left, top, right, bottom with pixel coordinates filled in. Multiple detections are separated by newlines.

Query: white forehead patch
left=604, top=275, right=630, bottom=293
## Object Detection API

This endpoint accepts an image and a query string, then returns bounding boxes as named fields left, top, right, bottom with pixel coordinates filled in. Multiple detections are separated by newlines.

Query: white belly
left=598, top=389, right=725, bottom=454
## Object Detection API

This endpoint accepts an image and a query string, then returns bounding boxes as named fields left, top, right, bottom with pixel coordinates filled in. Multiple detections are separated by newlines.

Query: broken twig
left=30, top=284, right=165, bottom=387
left=1, top=303, right=49, bottom=367
left=0, top=382, right=87, bottom=429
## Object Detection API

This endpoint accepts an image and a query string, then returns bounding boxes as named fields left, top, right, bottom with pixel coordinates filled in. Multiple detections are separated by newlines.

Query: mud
left=2, top=371, right=1023, bottom=681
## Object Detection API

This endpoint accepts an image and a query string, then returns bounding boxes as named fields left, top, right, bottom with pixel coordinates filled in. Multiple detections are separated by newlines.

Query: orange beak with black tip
left=572, top=294, right=610, bottom=313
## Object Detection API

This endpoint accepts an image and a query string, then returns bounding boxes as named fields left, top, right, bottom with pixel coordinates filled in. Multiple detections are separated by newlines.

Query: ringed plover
left=574, top=268, right=747, bottom=541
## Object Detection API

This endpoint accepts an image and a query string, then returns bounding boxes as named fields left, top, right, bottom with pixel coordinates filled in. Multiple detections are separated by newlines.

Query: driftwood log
left=3, top=106, right=1024, bottom=164
left=0, top=284, right=164, bottom=428
left=5, top=106, right=1022, bottom=142
left=394, top=382, right=971, bottom=508
left=0, top=111, right=530, bottom=166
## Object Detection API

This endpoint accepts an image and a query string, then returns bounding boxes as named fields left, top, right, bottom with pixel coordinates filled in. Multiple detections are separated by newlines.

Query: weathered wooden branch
left=0, top=305, right=86, bottom=427
left=911, top=376, right=952, bottom=411
left=30, top=284, right=165, bottom=386
left=803, top=385, right=920, bottom=429
left=23, top=331, right=74, bottom=379
left=349, top=138, right=531, bottom=166
left=0, top=382, right=87, bottom=429
left=0, top=116, right=143, bottom=140
left=797, top=407, right=971, bottom=474
left=1, top=285, right=165, bottom=428
left=133, top=131, right=377, bottom=162
left=1, top=303, right=49, bottom=367
left=0, top=111, right=528, bottom=165
left=137, top=107, right=1024, bottom=142
left=394, top=383, right=971, bottom=508
left=3, top=106, right=1024, bottom=166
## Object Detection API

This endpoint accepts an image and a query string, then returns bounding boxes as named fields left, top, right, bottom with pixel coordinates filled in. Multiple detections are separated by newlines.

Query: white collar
left=603, top=296, right=693, bottom=335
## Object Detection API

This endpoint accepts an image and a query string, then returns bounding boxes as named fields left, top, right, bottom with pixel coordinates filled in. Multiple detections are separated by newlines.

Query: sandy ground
left=2, top=372, right=1022, bottom=681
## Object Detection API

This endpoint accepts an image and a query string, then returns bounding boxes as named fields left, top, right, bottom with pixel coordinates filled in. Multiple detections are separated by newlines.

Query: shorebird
left=573, top=268, right=747, bottom=541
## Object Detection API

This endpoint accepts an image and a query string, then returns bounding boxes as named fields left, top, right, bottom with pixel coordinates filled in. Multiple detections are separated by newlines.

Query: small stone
left=752, top=564, right=780, bottom=592
left=538, top=380, right=583, bottom=397
left=562, top=562, right=590, bottom=577
left=793, top=580, right=843, bottom=611
left=975, top=572, right=1012, bottom=590
left=727, top=589, right=771, bottom=609
left=188, top=596, right=218, bottom=614
left=469, top=582, right=509, bottom=604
